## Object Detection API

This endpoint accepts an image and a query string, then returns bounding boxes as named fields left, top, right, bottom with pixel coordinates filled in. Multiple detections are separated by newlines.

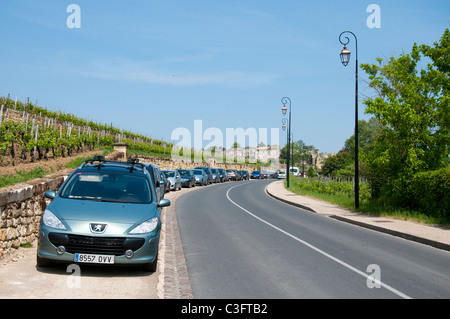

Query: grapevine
left=0, top=95, right=174, bottom=166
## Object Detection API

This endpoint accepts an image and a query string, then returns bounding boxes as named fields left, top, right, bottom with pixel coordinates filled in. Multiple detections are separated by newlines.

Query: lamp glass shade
left=340, top=46, right=351, bottom=66
left=282, top=105, right=287, bottom=115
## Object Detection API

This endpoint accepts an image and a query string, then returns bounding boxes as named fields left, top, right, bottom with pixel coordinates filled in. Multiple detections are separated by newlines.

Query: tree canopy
left=360, top=28, right=449, bottom=206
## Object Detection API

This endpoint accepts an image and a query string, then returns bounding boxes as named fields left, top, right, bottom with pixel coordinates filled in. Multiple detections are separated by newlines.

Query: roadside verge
left=265, top=180, right=450, bottom=252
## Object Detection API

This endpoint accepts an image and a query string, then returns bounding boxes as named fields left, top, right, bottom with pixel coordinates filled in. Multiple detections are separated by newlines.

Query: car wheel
left=36, top=255, right=52, bottom=268
left=142, top=255, right=158, bottom=272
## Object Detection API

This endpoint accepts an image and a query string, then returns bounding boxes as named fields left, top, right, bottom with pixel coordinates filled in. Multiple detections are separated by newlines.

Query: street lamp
left=281, top=97, right=291, bottom=188
left=339, top=31, right=359, bottom=210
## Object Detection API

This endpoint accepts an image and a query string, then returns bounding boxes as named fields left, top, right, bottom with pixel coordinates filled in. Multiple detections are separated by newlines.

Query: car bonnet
left=47, top=197, right=158, bottom=225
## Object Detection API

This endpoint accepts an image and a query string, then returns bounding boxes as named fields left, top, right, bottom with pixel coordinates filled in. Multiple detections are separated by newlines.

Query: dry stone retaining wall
left=0, top=170, right=69, bottom=260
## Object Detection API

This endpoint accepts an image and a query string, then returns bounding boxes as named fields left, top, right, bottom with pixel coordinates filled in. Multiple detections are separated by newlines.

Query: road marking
left=226, top=183, right=412, bottom=299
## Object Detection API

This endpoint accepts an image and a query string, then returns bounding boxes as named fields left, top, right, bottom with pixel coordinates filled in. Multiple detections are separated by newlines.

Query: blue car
left=37, top=157, right=170, bottom=272
left=251, top=170, right=261, bottom=179
left=191, top=169, right=208, bottom=186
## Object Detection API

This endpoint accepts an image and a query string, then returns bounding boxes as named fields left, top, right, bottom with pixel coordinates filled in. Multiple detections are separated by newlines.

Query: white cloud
left=77, top=57, right=276, bottom=87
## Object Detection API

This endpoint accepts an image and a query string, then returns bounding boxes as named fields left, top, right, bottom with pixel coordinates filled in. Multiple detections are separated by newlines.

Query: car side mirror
left=45, top=190, right=56, bottom=199
left=158, top=199, right=171, bottom=208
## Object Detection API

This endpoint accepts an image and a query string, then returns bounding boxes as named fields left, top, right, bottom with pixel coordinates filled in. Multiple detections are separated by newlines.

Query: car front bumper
left=37, top=226, right=160, bottom=266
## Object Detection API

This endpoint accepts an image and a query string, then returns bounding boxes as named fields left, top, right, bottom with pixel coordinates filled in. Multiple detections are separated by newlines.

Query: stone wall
left=0, top=170, right=69, bottom=260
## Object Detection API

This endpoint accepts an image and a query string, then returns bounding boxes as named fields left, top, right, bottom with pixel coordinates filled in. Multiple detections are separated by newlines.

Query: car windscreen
left=192, top=170, right=203, bottom=175
left=178, top=170, right=190, bottom=176
left=163, top=171, right=175, bottom=177
left=60, top=171, right=152, bottom=204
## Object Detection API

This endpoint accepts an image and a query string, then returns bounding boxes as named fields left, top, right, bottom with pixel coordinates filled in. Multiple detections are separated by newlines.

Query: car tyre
left=36, top=255, right=52, bottom=268
left=143, top=254, right=158, bottom=272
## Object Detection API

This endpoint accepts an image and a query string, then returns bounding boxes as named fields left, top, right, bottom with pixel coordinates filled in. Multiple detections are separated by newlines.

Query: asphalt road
left=176, top=179, right=450, bottom=299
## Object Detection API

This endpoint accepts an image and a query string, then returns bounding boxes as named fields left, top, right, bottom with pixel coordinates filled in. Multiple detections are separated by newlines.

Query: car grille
left=48, top=233, right=145, bottom=256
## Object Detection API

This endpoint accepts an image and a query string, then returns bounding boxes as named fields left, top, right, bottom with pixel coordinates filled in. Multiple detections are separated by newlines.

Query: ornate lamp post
left=281, top=97, right=291, bottom=187
left=339, top=31, right=359, bottom=209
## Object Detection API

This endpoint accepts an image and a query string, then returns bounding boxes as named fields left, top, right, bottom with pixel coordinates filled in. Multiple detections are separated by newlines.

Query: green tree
left=321, top=150, right=352, bottom=177
left=360, top=29, right=450, bottom=205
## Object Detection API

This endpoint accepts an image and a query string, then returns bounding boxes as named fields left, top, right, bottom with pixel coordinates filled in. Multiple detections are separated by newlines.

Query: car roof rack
left=79, top=156, right=145, bottom=173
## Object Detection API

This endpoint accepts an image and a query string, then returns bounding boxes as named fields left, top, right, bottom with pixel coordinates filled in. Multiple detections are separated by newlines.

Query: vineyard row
left=0, top=96, right=173, bottom=166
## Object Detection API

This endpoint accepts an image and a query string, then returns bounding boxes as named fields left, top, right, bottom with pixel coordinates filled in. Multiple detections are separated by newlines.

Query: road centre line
left=225, top=183, right=412, bottom=299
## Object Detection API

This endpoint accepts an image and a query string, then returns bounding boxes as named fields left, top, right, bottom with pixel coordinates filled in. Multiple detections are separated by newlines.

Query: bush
left=409, top=167, right=450, bottom=220
left=290, top=177, right=371, bottom=202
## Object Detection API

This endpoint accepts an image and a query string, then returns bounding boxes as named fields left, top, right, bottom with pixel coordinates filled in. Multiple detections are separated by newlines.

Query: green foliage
left=280, top=140, right=317, bottom=167
left=305, top=29, right=449, bottom=224
left=321, top=150, right=352, bottom=176
left=307, top=167, right=318, bottom=178
left=409, top=167, right=450, bottom=220
left=360, top=28, right=450, bottom=208
left=290, top=177, right=371, bottom=202
left=0, top=166, right=48, bottom=188
left=0, top=97, right=174, bottom=163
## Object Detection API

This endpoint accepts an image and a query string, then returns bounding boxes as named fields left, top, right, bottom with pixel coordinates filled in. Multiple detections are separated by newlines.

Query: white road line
left=226, top=183, right=412, bottom=299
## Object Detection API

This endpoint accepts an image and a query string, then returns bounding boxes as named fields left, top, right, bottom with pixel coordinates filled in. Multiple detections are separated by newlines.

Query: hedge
left=410, top=167, right=450, bottom=219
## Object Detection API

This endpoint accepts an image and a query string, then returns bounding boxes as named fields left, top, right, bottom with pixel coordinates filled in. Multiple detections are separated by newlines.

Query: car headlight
left=130, top=217, right=159, bottom=234
left=42, top=209, right=66, bottom=230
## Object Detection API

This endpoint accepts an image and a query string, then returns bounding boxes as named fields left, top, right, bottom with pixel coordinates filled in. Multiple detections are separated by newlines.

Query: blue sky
left=0, top=0, right=449, bottom=153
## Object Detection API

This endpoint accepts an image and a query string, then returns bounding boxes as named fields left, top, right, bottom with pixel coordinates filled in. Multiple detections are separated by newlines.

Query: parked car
left=191, top=169, right=208, bottom=186
left=195, top=166, right=213, bottom=184
left=162, top=170, right=182, bottom=191
left=239, top=170, right=249, bottom=180
left=251, top=170, right=261, bottom=179
left=177, top=169, right=196, bottom=188
left=160, top=171, right=170, bottom=193
left=218, top=168, right=229, bottom=182
left=267, top=172, right=276, bottom=179
left=226, top=169, right=241, bottom=181
left=277, top=171, right=286, bottom=179
left=37, top=156, right=170, bottom=272
left=142, top=162, right=165, bottom=202
left=210, top=168, right=222, bottom=183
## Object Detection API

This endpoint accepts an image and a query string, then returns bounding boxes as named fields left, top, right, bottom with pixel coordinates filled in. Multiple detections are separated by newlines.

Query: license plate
left=74, top=253, right=115, bottom=264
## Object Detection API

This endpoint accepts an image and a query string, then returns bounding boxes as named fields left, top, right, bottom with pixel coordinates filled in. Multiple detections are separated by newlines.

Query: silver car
left=37, top=157, right=170, bottom=272
left=142, top=162, right=165, bottom=202
left=162, top=170, right=182, bottom=191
